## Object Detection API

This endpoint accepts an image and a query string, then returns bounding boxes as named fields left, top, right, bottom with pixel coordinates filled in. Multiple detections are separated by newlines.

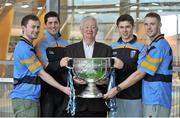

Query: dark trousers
left=64, top=110, right=107, bottom=117
left=40, top=92, right=65, bottom=117
left=76, top=111, right=107, bottom=117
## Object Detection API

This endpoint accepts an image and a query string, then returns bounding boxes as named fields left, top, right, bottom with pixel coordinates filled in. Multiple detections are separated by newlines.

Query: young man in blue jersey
left=104, top=12, right=173, bottom=117
left=35, top=11, right=69, bottom=117
left=108, top=14, right=147, bottom=117
left=10, top=14, right=70, bottom=117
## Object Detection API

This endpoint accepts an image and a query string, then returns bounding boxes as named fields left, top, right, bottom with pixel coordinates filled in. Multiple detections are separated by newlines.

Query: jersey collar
left=118, top=35, right=137, bottom=44
left=20, top=36, right=33, bottom=47
left=150, top=34, right=164, bottom=46
left=45, top=31, right=61, bottom=41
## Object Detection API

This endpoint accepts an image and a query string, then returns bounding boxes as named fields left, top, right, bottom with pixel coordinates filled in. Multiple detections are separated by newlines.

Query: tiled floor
left=0, top=82, right=180, bottom=117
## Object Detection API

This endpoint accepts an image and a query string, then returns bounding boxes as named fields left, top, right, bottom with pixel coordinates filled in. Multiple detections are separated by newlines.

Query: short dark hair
left=44, top=11, right=60, bottom=24
left=21, top=14, right=39, bottom=27
left=116, top=14, right=134, bottom=26
left=145, top=12, right=161, bottom=22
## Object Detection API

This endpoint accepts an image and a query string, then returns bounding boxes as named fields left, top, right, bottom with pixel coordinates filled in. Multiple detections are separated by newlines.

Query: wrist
left=116, top=85, right=122, bottom=92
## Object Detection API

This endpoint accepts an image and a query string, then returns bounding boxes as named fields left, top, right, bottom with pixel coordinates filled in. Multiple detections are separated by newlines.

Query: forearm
left=38, top=69, right=65, bottom=91
left=118, top=69, right=146, bottom=90
left=104, top=69, right=146, bottom=99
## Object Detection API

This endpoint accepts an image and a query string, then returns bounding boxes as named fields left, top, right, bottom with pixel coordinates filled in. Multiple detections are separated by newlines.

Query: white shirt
left=83, top=41, right=95, bottom=58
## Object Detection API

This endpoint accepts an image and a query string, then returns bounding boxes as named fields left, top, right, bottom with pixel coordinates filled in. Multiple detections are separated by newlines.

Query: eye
left=119, top=26, right=123, bottom=29
left=92, top=26, right=96, bottom=29
left=47, top=22, right=52, bottom=25
left=55, top=21, right=59, bottom=24
left=126, top=25, right=131, bottom=28
left=84, top=26, right=89, bottom=29
left=144, top=23, right=148, bottom=26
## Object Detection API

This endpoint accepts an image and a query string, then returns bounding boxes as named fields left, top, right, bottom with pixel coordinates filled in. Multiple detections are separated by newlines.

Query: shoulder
left=154, top=38, right=171, bottom=50
left=133, top=41, right=147, bottom=50
left=160, top=38, right=170, bottom=46
left=66, top=41, right=81, bottom=48
left=59, top=38, right=69, bottom=46
left=111, top=41, right=120, bottom=48
left=14, top=41, right=34, bottom=58
left=36, top=36, right=49, bottom=47
left=15, top=41, right=30, bottom=52
left=134, top=41, right=146, bottom=47
left=95, top=41, right=111, bottom=49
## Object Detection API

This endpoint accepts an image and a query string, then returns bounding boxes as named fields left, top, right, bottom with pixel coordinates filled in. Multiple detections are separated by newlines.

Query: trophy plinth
left=77, top=82, right=103, bottom=98
left=71, top=58, right=112, bottom=98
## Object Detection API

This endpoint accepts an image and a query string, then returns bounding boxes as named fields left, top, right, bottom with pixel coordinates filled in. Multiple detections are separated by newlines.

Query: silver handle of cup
left=110, top=57, right=115, bottom=68
left=66, top=58, right=79, bottom=78
left=66, top=58, right=73, bottom=69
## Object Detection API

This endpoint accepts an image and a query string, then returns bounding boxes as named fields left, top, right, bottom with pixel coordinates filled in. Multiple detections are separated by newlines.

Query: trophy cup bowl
left=71, top=58, right=112, bottom=98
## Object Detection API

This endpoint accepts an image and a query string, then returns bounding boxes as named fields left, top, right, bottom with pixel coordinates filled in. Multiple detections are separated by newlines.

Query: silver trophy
left=69, top=58, right=112, bottom=98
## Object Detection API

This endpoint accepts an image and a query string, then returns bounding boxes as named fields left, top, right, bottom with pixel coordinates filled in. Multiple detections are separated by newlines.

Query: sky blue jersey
left=10, top=37, right=43, bottom=101
left=138, top=34, right=172, bottom=109
left=37, top=31, right=69, bottom=65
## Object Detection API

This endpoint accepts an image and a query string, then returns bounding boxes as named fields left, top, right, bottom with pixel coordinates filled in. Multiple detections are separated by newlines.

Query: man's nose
left=147, top=25, right=151, bottom=29
left=88, top=27, right=93, bottom=31
left=123, top=27, right=127, bottom=32
left=52, top=23, right=56, bottom=27
left=87, top=28, right=93, bottom=32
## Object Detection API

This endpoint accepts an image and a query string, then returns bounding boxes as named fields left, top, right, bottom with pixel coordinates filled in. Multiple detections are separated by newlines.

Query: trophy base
left=76, top=82, right=103, bottom=98
left=77, top=91, right=103, bottom=98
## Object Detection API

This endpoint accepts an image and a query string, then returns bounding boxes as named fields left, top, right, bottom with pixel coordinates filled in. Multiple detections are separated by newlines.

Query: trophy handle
left=110, top=57, right=115, bottom=67
left=66, top=58, right=73, bottom=69
left=66, top=58, right=80, bottom=79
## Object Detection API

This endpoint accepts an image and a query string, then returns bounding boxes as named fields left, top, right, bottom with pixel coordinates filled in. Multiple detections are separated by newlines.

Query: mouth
left=86, top=33, right=93, bottom=36
left=123, top=33, right=128, bottom=37
left=51, top=29, right=57, bottom=32
left=147, top=30, right=152, bottom=33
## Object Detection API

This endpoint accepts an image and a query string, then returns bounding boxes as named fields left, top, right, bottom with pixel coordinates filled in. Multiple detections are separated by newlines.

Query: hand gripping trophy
left=66, top=58, right=116, bottom=115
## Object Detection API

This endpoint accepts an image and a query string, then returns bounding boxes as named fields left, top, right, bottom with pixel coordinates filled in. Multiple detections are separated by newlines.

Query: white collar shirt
left=83, top=41, right=95, bottom=58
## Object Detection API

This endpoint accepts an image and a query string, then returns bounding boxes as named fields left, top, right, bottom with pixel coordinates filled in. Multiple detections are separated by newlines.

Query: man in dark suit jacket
left=64, top=16, right=113, bottom=117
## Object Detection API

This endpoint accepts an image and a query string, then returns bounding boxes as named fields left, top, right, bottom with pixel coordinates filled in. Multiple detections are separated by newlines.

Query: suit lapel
left=77, top=41, right=85, bottom=58
left=92, top=42, right=99, bottom=57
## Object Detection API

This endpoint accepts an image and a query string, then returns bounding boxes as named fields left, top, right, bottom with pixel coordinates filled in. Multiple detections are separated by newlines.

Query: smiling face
left=117, top=21, right=134, bottom=42
left=144, top=17, right=161, bottom=40
left=45, top=17, right=60, bottom=36
left=80, top=18, right=98, bottom=45
left=22, top=19, right=40, bottom=41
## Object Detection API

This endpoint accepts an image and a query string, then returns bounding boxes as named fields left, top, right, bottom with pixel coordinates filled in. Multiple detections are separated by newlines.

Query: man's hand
left=112, top=57, right=124, bottom=69
left=60, top=57, right=70, bottom=67
left=38, top=69, right=71, bottom=96
left=62, top=86, right=71, bottom=96
left=73, top=77, right=87, bottom=85
left=103, top=87, right=118, bottom=99
left=96, top=78, right=108, bottom=85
